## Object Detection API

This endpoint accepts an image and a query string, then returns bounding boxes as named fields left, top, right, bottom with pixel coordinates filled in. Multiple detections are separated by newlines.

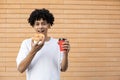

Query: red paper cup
left=58, top=38, right=65, bottom=52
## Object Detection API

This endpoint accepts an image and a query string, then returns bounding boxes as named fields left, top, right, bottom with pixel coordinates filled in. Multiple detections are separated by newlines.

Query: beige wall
left=0, top=0, right=120, bottom=80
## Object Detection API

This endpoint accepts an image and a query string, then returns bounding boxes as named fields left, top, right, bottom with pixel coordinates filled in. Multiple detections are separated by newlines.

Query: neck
left=45, top=36, right=51, bottom=42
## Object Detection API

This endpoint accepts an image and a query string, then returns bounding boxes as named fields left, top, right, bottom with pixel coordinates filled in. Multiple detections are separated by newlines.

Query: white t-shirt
left=16, top=38, right=63, bottom=80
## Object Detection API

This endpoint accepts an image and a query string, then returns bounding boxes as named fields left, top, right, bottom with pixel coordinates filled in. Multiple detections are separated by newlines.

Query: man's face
left=33, top=19, right=50, bottom=36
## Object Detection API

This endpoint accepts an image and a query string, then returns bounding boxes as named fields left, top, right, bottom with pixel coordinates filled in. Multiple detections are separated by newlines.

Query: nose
left=38, top=24, right=43, bottom=28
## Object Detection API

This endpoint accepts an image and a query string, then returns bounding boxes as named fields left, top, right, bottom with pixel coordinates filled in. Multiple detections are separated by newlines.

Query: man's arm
left=17, top=40, right=44, bottom=73
left=61, top=53, right=68, bottom=72
left=17, top=49, right=36, bottom=73
left=60, top=40, right=70, bottom=72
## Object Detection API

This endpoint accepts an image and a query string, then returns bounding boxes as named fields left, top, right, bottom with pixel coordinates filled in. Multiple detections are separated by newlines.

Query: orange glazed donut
left=32, top=33, right=45, bottom=44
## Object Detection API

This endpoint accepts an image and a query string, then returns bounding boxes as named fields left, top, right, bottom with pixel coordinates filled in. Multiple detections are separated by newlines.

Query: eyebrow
left=35, top=20, right=47, bottom=23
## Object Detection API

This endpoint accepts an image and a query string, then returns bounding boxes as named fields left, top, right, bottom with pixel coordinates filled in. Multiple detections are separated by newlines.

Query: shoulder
left=21, top=38, right=32, bottom=45
left=50, top=37, right=58, bottom=43
left=22, top=38, right=31, bottom=42
left=45, top=37, right=59, bottom=45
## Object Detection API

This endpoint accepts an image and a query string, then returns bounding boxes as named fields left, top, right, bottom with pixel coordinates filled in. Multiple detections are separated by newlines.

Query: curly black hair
left=28, top=8, right=54, bottom=27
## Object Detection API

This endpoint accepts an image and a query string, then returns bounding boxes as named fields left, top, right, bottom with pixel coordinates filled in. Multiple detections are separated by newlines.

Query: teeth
left=41, top=29, right=44, bottom=32
left=38, top=30, right=44, bottom=33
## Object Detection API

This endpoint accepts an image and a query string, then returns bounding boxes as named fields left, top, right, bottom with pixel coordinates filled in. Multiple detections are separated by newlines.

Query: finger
left=62, top=45, right=70, bottom=50
left=63, top=47, right=70, bottom=53
left=37, top=36, right=45, bottom=46
left=32, top=40, right=37, bottom=46
left=62, top=41, right=69, bottom=45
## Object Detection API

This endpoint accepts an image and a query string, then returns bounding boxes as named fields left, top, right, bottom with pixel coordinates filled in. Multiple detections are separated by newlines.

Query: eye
left=41, top=22, right=47, bottom=26
left=35, top=22, right=40, bottom=26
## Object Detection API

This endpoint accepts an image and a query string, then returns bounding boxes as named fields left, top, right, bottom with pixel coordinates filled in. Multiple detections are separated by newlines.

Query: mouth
left=37, top=29, right=45, bottom=33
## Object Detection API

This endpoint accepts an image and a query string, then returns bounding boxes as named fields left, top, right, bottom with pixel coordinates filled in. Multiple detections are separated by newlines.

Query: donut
left=32, top=33, right=45, bottom=44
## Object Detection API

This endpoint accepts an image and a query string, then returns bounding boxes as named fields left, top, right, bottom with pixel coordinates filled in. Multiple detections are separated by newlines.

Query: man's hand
left=62, top=39, right=70, bottom=54
left=31, top=35, right=46, bottom=53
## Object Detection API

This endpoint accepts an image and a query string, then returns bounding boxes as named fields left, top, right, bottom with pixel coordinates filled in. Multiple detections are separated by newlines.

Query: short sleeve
left=60, top=52, right=64, bottom=64
left=16, top=40, right=29, bottom=67
left=56, top=39, right=64, bottom=70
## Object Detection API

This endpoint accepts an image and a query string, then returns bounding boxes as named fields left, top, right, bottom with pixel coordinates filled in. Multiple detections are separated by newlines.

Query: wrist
left=30, top=49, right=37, bottom=55
left=63, top=52, right=68, bottom=57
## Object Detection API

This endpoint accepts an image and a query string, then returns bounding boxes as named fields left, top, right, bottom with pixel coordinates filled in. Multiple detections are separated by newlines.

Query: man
left=16, top=8, right=70, bottom=80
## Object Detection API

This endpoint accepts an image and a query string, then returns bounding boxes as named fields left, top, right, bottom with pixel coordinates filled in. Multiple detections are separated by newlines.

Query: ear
left=48, top=24, right=51, bottom=29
